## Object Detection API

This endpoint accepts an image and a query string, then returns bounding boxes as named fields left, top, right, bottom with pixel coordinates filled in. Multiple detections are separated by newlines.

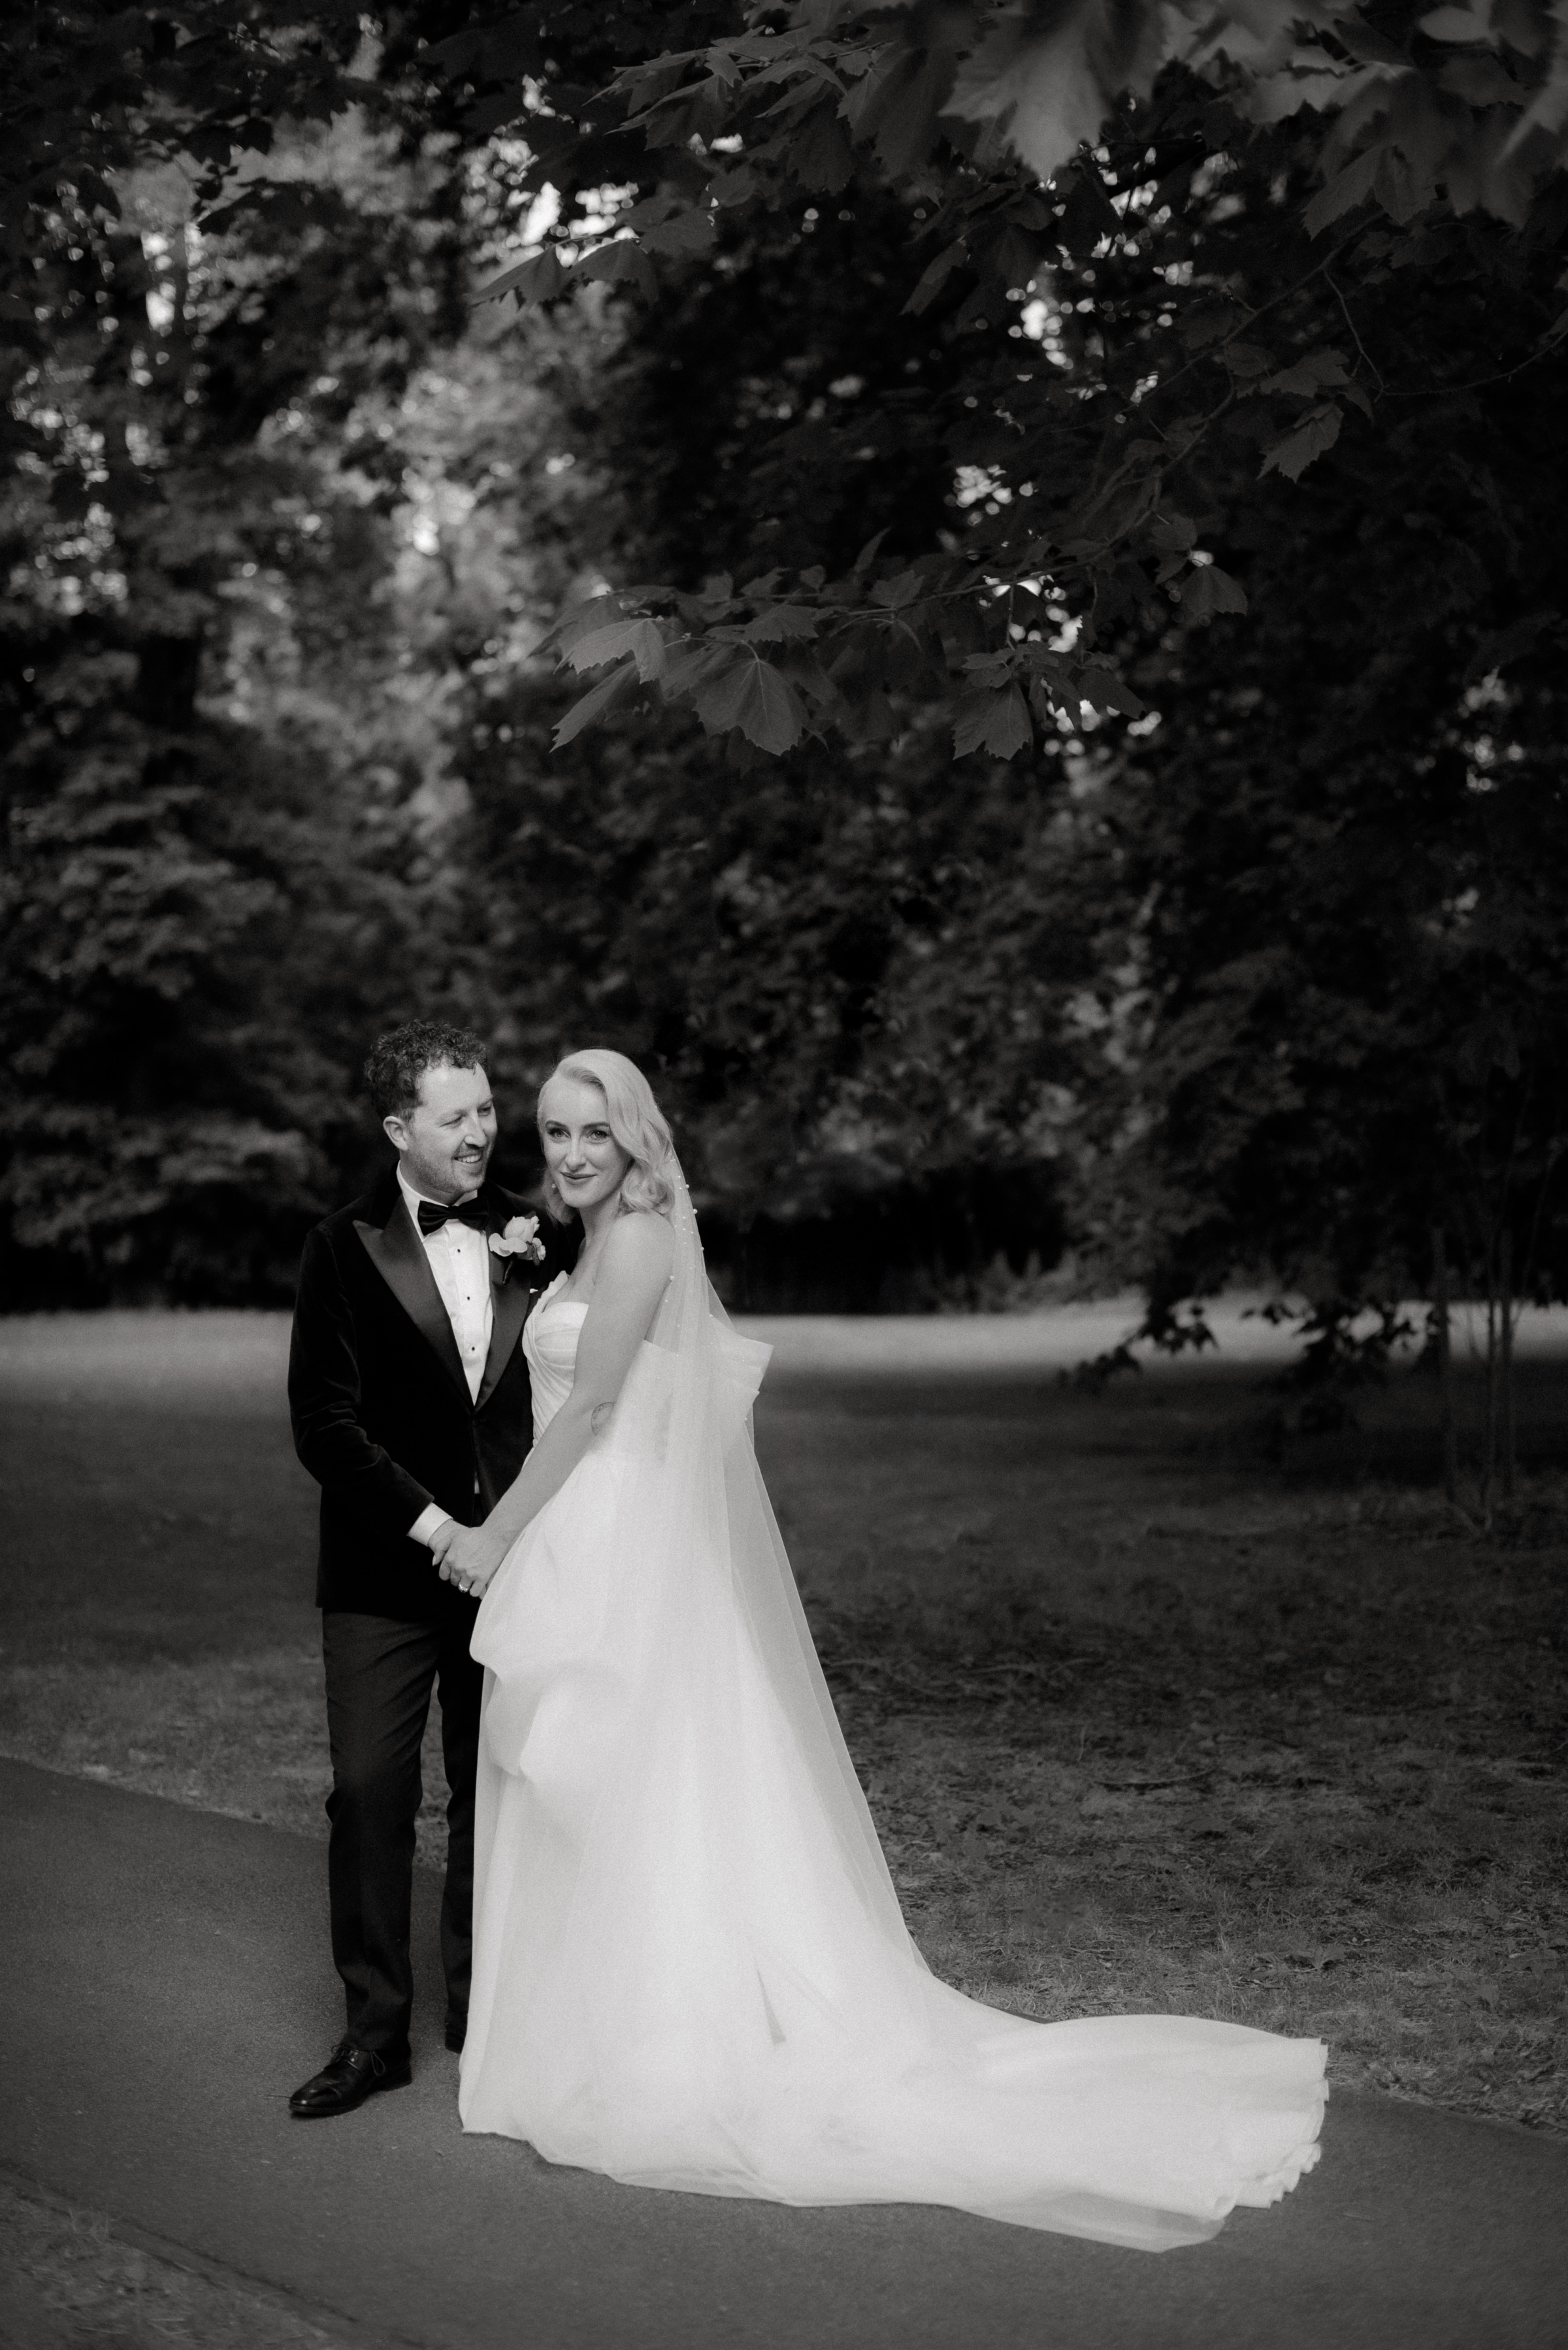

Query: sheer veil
left=642, top=1153, right=919, bottom=1954
left=460, top=1151, right=1326, bottom=2249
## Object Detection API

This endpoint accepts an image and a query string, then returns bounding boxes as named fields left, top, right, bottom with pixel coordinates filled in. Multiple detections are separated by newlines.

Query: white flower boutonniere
left=489, top=1214, right=546, bottom=1268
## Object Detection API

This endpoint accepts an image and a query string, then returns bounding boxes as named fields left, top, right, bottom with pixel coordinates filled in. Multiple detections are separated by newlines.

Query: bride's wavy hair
left=538, top=1049, right=678, bottom=1223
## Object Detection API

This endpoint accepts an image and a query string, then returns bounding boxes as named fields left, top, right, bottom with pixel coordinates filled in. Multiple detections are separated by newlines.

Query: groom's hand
left=435, top=1522, right=509, bottom=1599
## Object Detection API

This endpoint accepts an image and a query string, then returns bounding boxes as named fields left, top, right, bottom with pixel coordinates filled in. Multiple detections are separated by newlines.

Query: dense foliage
left=465, top=0, right=1568, bottom=754
left=2, top=92, right=474, bottom=1301
left=2, top=1, right=1565, bottom=1333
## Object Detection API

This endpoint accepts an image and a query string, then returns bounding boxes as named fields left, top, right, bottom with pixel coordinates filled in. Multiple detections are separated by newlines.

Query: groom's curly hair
left=365, top=1020, right=490, bottom=1123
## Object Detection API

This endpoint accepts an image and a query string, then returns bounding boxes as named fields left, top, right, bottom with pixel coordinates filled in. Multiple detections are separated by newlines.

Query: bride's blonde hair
left=538, top=1049, right=678, bottom=1223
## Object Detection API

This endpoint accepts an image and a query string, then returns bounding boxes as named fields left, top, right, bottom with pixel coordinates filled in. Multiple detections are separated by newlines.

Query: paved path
left=3, top=1760, right=1565, bottom=2350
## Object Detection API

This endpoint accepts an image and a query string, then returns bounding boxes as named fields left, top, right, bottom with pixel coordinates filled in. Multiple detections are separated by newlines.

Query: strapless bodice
left=523, top=1273, right=585, bottom=1439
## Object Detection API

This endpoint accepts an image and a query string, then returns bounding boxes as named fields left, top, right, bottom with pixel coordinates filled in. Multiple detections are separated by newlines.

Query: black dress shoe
left=289, top=2039, right=412, bottom=2119
left=444, top=2012, right=466, bottom=2054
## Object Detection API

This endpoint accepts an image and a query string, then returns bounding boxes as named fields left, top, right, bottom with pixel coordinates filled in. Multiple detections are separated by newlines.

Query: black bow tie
left=416, top=1195, right=488, bottom=1236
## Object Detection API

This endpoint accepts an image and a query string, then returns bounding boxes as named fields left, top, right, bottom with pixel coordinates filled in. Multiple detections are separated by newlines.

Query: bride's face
left=539, top=1076, right=632, bottom=1217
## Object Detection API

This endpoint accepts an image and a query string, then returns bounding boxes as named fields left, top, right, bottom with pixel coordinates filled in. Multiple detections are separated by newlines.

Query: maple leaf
left=1180, top=565, right=1250, bottom=619
left=945, top=0, right=1166, bottom=183
left=954, top=685, right=1033, bottom=759
left=692, top=651, right=808, bottom=752
left=552, top=659, right=640, bottom=748
left=1260, top=404, right=1343, bottom=481
left=561, top=619, right=670, bottom=682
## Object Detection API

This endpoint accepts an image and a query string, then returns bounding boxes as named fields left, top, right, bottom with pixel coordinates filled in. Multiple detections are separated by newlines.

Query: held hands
left=430, top=1517, right=510, bottom=1600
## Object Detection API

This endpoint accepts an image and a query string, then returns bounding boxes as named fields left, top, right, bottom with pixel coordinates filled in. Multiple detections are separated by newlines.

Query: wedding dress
left=459, top=1172, right=1325, bottom=2249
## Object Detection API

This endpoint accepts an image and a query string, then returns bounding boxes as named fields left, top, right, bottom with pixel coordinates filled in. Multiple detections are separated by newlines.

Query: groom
left=286, top=1020, right=572, bottom=2118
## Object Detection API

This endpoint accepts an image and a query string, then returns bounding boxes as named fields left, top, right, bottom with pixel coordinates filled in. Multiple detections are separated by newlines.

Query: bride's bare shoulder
left=602, top=1207, right=676, bottom=1283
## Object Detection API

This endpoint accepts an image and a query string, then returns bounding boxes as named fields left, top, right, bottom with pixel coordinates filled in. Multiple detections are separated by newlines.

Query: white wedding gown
left=460, top=1230, right=1325, bottom=2250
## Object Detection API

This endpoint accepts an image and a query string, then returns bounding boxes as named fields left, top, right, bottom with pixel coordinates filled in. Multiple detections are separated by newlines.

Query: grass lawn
left=1, top=1309, right=1563, bottom=2140
left=0, top=2178, right=340, bottom=2350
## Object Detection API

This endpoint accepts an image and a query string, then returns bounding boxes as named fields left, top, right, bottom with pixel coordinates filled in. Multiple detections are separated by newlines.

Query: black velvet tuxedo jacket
left=289, top=1167, right=574, bottom=1620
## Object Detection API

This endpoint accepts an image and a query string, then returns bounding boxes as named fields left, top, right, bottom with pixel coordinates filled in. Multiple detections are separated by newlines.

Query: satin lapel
left=354, top=1197, right=470, bottom=1403
left=476, top=1257, right=531, bottom=1413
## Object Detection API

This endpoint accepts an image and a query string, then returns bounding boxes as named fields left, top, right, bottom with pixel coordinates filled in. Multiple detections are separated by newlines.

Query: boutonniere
left=488, top=1214, right=546, bottom=1272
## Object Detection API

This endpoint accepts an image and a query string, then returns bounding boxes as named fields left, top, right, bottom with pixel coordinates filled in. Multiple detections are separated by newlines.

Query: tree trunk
left=1432, top=1226, right=1458, bottom=1506
left=1480, top=1238, right=1499, bottom=1528
left=1500, top=1225, right=1516, bottom=1506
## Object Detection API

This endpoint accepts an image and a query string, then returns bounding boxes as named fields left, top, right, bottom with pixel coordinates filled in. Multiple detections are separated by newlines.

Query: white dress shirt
left=398, top=1165, right=493, bottom=1547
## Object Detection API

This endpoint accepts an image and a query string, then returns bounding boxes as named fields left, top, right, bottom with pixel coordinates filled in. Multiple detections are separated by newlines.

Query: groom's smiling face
left=385, top=1061, right=497, bottom=1202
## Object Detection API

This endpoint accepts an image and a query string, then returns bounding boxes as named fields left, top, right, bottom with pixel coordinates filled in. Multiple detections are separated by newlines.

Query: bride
left=430, top=1050, right=1324, bottom=2250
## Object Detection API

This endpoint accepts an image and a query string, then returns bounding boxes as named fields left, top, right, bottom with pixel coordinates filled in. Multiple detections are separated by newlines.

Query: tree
left=459, top=675, right=1085, bottom=1302
left=1033, top=170, right=1568, bottom=1481
left=450, top=155, right=1096, bottom=1298
left=5, top=0, right=1565, bottom=1343
left=0, top=96, right=474, bottom=1301
left=444, top=1, right=1568, bottom=1396
left=451, top=0, right=1568, bottom=756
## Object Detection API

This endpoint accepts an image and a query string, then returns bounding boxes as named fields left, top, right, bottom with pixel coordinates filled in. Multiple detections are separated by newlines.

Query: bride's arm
left=433, top=1211, right=675, bottom=1595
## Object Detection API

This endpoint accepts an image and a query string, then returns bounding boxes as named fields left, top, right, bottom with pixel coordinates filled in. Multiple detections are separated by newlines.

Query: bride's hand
left=437, top=1523, right=510, bottom=1599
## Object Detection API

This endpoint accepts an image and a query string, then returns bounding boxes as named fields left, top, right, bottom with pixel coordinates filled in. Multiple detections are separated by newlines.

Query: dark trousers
left=321, top=1609, right=482, bottom=2059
